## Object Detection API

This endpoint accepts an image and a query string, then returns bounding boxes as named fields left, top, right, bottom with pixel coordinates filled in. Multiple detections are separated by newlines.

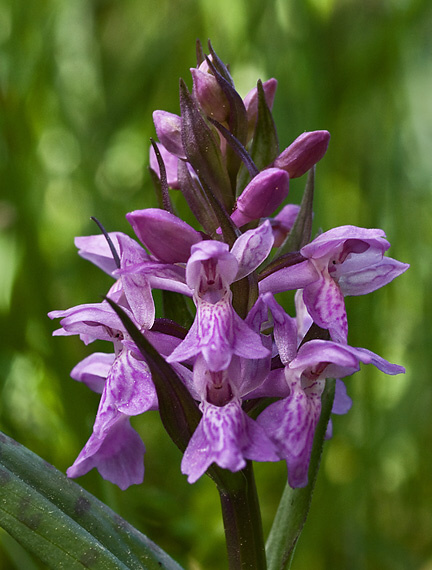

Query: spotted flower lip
left=181, top=399, right=279, bottom=484
left=256, top=292, right=405, bottom=488
left=260, top=225, right=409, bottom=342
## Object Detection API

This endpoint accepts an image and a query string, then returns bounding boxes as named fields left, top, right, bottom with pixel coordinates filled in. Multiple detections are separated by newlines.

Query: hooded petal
left=231, top=221, right=274, bottom=281
left=127, top=208, right=202, bottom=263
left=300, top=226, right=390, bottom=260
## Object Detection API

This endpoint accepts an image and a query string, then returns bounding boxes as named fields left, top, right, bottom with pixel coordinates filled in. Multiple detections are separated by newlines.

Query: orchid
left=255, top=293, right=404, bottom=487
left=167, top=221, right=273, bottom=371
left=41, top=42, right=409, bottom=570
left=260, top=225, right=409, bottom=342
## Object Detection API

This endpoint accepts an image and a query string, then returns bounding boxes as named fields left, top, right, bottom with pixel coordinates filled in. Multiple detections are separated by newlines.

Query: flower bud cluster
left=49, top=42, right=408, bottom=490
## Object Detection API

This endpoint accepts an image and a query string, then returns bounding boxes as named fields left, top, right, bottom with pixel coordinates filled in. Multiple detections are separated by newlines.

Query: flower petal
left=302, top=270, right=348, bottom=343
left=67, top=415, right=145, bottom=490
left=339, top=256, right=410, bottom=296
left=70, top=352, right=115, bottom=393
left=231, top=221, right=274, bottom=281
left=257, top=379, right=322, bottom=488
left=181, top=400, right=278, bottom=483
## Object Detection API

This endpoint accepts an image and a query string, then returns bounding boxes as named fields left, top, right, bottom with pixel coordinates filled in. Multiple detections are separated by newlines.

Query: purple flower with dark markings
left=255, top=293, right=405, bottom=488
left=167, top=221, right=274, bottom=371
left=181, top=354, right=278, bottom=483
left=182, top=397, right=279, bottom=483
left=67, top=349, right=156, bottom=489
left=260, top=225, right=409, bottom=342
left=48, top=43, right=409, bottom=499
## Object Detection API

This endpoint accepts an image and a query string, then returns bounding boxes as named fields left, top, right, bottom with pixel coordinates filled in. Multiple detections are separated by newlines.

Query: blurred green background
left=0, top=0, right=431, bottom=568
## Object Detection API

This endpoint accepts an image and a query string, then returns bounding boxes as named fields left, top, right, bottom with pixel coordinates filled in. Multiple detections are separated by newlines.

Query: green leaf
left=265, top=378, right=336, bottom=570
left=0, top=432, right=183, bottom=570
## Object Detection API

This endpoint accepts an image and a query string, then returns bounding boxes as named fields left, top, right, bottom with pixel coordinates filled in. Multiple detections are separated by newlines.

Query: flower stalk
left=219, top=462, right=267, bottom=570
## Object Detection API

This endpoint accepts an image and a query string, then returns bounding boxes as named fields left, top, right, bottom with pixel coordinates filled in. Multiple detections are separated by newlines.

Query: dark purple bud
left=152, top=111, right=186, bottom=159
left=274, top=130, right=330, bottom=178
left=231, top=168, right=290, bottom=227
left=126, top=208, right=202, bottom=263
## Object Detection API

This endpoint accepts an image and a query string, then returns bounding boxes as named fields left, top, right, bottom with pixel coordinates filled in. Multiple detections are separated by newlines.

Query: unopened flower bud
left=274, top=130, right=330, bottom=178
left=231, top=168, right=290, bottom=227
left=243, top=78, right=278, bottom=127
left=127, top=208, right=202, bottom=263
left=190, top=68, right=230, bottom=123
left=152, top=111, right=186, bottom=159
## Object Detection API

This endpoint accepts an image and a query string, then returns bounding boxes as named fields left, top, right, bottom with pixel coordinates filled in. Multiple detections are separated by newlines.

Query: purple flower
left=149, top=142, right=181, bottom=189
left=190, top=67, right=229, bottom=122
left=67, top=349, right=157, bottom=489
left=260, top=225, right=409, bottom=342
left=269, top=204, right=301, bottom=247
left=180, top=348, right=277, bottom=482
left=243, top=78, right=278, bottom=141
left=256, top=293, right=405, bottom=488
left=70, top=352, right=114, bottom=393
left=126, top=208, right=203, bottom=264
left=167, top=222, right=274, bottom=371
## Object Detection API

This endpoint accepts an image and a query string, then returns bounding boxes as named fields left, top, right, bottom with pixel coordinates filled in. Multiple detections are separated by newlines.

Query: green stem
left=266, top=379, right=336, bottom=570
left=218, top=462, right=267, bottom=569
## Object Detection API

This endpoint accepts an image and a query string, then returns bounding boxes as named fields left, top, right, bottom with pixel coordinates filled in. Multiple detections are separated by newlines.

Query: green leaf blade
left=0, top=432, right=183, bottom=570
